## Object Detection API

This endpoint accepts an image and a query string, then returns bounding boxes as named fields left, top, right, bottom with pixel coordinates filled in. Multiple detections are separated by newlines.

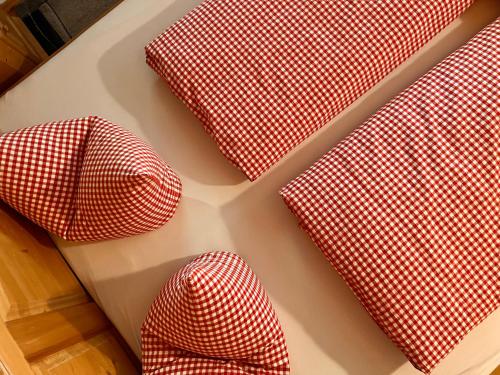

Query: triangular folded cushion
left=141, top=251, right=290, bottom=374
left=0, top=116, right=182, bottom=241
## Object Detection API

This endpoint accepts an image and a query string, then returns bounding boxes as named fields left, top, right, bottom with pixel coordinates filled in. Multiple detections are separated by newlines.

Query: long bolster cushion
left=0, top=116, right=182, bottom=241
left=141, top=251, right=290, bottom=374
left=280, top=19, right=499, bottom=373
left=146, top=0, right=475, bottom=180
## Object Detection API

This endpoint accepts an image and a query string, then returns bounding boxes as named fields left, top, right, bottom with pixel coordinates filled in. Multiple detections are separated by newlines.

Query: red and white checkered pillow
left=280, top=19, right=499, bottom=374
left=0, top=116, right=182, bottom=241
left=141, top=251, right=290, bottom=374
left=146, top=0, right=474, bottom=180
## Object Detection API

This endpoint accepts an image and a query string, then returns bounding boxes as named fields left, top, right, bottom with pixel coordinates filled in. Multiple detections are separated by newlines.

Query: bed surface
left=0, top=0, right=499, bottom=374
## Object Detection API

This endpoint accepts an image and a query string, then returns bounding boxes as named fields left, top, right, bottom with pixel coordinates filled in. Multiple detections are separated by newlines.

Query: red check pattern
left=0, top=116, right=182, bottom=241
left=146, top=0, right=474, bottom=180
left=280, top=19, right=500, bottom=374
left=141, top=251, right=290, bottom=374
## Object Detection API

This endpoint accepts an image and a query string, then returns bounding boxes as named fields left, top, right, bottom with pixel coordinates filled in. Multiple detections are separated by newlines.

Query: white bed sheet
left=0, top=1, right=499, bottom=374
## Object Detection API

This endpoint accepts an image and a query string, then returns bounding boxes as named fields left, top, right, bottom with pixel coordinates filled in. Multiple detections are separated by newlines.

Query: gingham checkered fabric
left=146, top=0, right=474, bottom=180
left=0, top=116, right=182, bottom=241
left=141, top=251, right=290, bottom=374
left=280, top=19, right=500, bottom=374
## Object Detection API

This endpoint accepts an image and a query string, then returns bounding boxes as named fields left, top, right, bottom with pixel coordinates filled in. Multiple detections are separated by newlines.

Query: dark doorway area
left=15, top=0, right=121, bottom=54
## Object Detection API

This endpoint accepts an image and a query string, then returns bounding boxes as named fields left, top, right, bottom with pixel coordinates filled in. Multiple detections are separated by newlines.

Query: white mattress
left=1, top=1, right=499, bottom=374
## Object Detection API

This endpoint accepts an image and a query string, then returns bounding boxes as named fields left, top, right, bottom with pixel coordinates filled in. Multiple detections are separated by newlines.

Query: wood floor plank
left=0, top=202, right=88, bottom=321
left=30, top=331, right=137, bottom=375
left=0, top=319, right=33, bottom=374
left=6, top=303, right=109, bottom=361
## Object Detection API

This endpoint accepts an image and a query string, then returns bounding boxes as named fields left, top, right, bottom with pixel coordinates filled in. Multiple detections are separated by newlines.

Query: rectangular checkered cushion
left=280, top=19, right=499, bottom=374
left=146, top=0, right=474, bottom=180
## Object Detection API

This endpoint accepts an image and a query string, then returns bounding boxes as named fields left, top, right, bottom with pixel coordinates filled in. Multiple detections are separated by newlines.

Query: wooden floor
left=0, top=202, right=138, bottom=374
